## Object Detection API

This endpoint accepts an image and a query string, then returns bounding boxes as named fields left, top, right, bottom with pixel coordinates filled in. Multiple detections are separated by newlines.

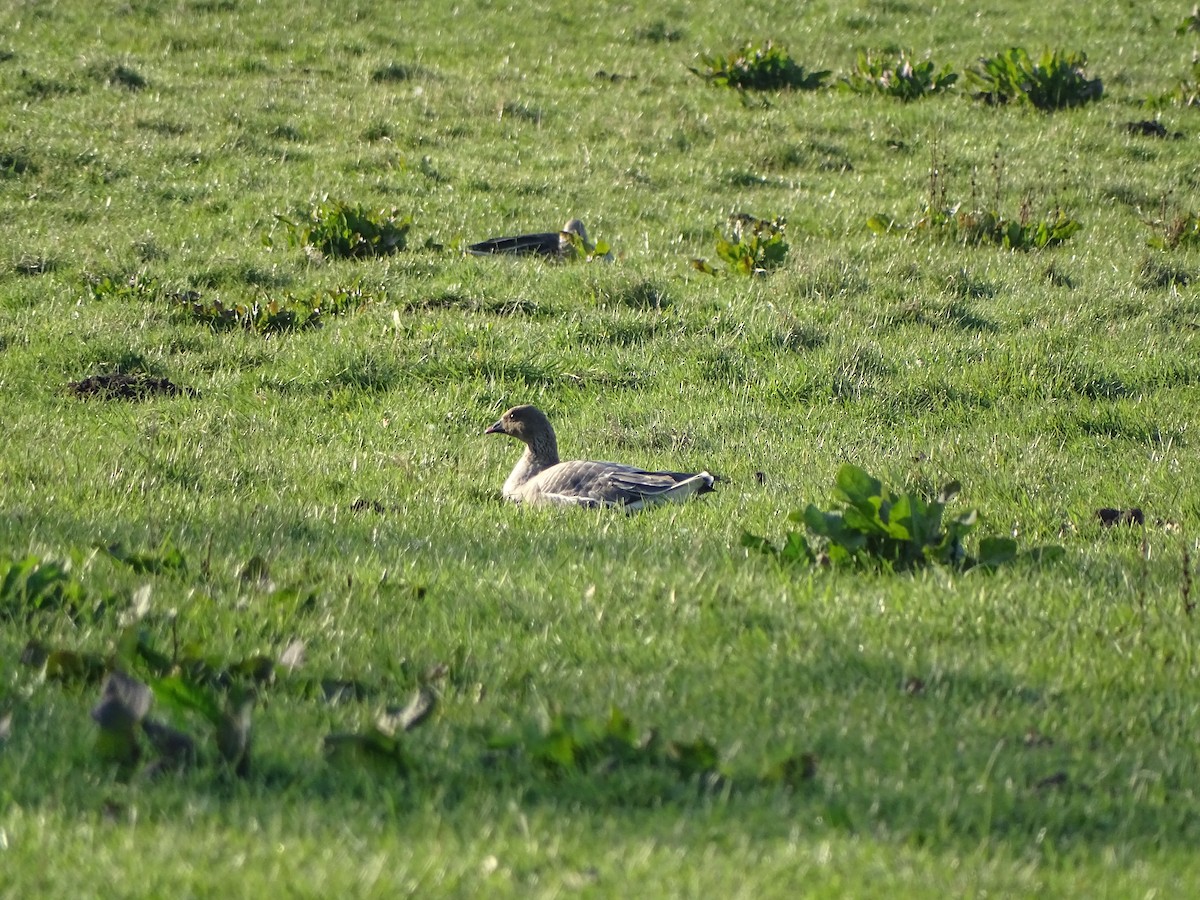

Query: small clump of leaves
left=690, top=41, right=829, bottom=91
left=1147, top=211, right=1200, bottom=250
left=840, top=50, right=957, bottom=101
left=1139, top=255, right=1193, bottom=289
left=87, top=271, right=159, bottom=302
left=1178, top=5, right=1200, bottom=35
left=1, top=554, right=90, bottom=621
left=1149, top=60, right=1200, bottom=108
left=26, top=624, right=264, bottom=778
left=558, top=224, right=613, bottom=263
left=21, top=574, right=442, bottom=782
left=968, top=48, right=1102, bottom=110
left=323, top=687, right=437, bottom=775
left=692, top=213, right=787, bottom=276
left=869, top=205, right=1081, bottom=250
left=22, top=641, right=108, bottom=684
left=742, top=463, right=1062, bottom=572
left=274, top=198, right=411, bottom=259
left=100, top=539, right=188, bottom=575
left=91, top=667, right=254, bottom=778
left=487, top=706, right=722, bottom=785
left=870, top=150, right=1081, bottom=250
left=168, top=284, right=372, bottom=334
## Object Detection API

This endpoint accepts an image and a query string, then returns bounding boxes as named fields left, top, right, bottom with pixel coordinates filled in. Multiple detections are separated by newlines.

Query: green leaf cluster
left=694, top=214, right=788, bottom=276
left=690, top=41, right=829, bottom=91
left=18, top=556, right=436, bottom=780
left=1168, top=63, right=1200, bottom=107
left=560, top=228, right=613, bottom=263
left=275, top=198, right=412, bottom=259
left=1148, top=212, right=1200, bottom=250
left=840, top=51, right=958, bottom=102
left=87, top=271, right=159, bottom=302
left=101, top=540, right=188, bottom=575
left=90, top=665, right=253, bottom=778
left=21, top=641, right=108, bottom=683
left=168, top=284, right=371, bottom=334
left=1143, top=59, right=1200, bottom=108
left=1, top=554, right=89, bottom=620
left=743, top=464, right=1063, bottom=572
left=967, top=47, right=1103, bottom=110
left=1177, top=6, right=1200, bottom=35
left=869, top=206, right=1082, bottom=251
left=323, top=687, right=435, bottom=775
left=25, top=620, right=265, bottom=778
left=490, top=706, right=722, bottom=782
left=68, top=627, right=298, bottom=777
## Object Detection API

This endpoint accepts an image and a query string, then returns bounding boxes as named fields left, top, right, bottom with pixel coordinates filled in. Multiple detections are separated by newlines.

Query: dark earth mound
left=68, top=372, right=197, bottom=400
left=1123, top=120, right=1183, bottom=139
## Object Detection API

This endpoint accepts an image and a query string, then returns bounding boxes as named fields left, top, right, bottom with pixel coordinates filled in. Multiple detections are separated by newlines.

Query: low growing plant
left=742, top=464, right=1062, bottom=572
left=24, top=613, right=424, bottom=780
left=690, top=41, right=829, bottom=91
left=168, top=284, right=372, bottom=333
left=486, top=705, right=721, bottom=783
left=1177, top=5, right=1200, bottom=35
left=274, top=198, right=411, bottom=259
left=968, top=47, right=1102, bottom=110
left=91, top=669, right=255, bottom=778
left=870, top=149, right=1082, bottom=250
left=322, top=687, right=436, bottom=774
left=1138, top=255, right=1193, bottom=289
left=840, top=50, right=957, bottom=102
left=868, top=204, right=1082, bottom=250
left=1, top=553, right=89, bottom=621
left=1147, top=211, right=1200, bottom=250
left=692, top=213, right=787, bottom=275
left=561, top=227, right=613, bottom=263
left=1155, top=59, right=1200, bottom=108
left=87, top=271, right=159, bottom=301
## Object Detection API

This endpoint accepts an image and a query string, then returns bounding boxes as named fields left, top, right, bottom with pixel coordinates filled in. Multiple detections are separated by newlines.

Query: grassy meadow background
left=2, top=0, right=1200, bottom=895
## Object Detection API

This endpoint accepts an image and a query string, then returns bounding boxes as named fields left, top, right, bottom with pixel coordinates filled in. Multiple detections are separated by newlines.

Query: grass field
left=3, top=0, right=1200, bottom=896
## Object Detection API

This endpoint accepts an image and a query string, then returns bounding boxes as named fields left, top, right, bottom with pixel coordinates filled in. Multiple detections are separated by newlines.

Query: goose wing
left=466, top=231, right=564, bottom=257
left=526, top=461, right=714, bottom=510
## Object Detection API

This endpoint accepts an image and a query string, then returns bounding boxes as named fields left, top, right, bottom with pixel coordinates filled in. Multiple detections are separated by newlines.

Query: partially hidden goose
left=485, top=404, right=715, bottom=511
left=467, top=219, right=600, bottom=260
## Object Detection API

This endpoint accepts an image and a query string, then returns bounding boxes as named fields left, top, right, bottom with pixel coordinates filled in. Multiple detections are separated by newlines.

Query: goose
left=467, top=219, right=599, bottom=260
left=485, top=405, right=715, bottom=511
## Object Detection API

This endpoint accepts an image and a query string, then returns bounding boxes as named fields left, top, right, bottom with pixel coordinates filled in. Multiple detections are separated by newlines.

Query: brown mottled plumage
left=485, top=405, right=715, bottom=511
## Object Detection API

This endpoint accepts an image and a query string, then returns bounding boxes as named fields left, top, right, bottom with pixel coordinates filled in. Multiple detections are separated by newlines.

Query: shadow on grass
left=3, top=513, right=1197, bottom=864
left=5, top=625, right=1198, bottom=863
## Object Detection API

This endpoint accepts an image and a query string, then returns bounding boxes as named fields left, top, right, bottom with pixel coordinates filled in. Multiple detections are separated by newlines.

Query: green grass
left=3, top=0, right=1200, bottom=895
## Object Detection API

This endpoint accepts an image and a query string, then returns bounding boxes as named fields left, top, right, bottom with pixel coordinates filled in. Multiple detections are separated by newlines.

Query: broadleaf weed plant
left=691, top=214, right=787, bottom=275
left=967, top=47, right=1103, bottom=110
left=690, top=41, right=829, bottom=91
left=273, top=198, right=412, bottom=259
left=840, top=50, right=957, bottom=101
left=868, top=152, right=1082, bottom=250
